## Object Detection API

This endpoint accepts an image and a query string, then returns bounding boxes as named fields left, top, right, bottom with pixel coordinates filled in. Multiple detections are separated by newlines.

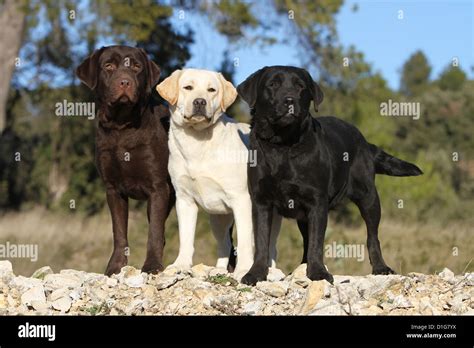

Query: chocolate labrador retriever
left=76, top=45, right=174, bottom=275
left=237, top=66, right=423, bottom=285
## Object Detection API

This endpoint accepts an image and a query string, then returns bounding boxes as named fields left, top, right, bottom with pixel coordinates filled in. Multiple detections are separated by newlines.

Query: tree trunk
left=0, top=0, right=26, bottom=133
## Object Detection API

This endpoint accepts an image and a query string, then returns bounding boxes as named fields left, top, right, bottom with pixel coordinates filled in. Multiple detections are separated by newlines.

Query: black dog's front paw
left=241, top=269, right=267, bottom=286
left=372, top=265, right=396, bottom=275
left=307, top=268, right=334, bottom=284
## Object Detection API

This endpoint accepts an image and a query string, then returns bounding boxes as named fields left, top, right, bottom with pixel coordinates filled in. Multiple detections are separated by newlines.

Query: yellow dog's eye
left=184, top=85, right=193, bottom=90
left=208, top=88, right=216, bottom=92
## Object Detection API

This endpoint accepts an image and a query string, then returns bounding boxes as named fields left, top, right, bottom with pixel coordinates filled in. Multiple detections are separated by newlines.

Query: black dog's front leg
left=241, top=203, right=273, bottom=286
left=306, top=200, right=334, bottom=284
left=105, top=189, right=129, bottom=276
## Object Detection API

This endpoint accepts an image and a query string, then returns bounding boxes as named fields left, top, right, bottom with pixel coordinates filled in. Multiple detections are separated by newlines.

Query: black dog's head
left=76, top=45, right=160, bottom=107
left=237, top=66, right=323, bottom=140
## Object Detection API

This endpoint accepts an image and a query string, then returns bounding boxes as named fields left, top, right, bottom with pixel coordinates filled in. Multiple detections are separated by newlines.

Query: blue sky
left=180, top=0, right=474, bottom=90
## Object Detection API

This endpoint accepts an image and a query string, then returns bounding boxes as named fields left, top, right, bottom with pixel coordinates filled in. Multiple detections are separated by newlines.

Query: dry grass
left=0, top=207, right=472, bottom=277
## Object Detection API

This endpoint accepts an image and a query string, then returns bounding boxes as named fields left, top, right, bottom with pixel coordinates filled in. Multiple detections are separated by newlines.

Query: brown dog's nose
left=193, top=98, right=207, bottom=107
left=120, top=79, right=131, bottom=88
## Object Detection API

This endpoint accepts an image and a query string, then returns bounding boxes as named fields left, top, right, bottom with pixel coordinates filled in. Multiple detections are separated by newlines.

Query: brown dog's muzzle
left=108, top=73, right=138, bottom=104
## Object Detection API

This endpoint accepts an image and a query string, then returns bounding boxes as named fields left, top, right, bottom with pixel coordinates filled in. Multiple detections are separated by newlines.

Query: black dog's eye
left=268, top=81, right=279, bottom=88
left=208, top=87, right=216, bottom=92
left=104, top=63, right=116, bottom=71
left=184, top=85, right=193, bottom=90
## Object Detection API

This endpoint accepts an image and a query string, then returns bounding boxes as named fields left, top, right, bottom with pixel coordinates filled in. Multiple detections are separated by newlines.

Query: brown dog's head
left=76, top=45, right=160, bottom=106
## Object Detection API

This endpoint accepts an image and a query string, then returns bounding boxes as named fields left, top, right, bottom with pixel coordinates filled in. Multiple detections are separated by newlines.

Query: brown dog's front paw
left=105, top=258, right=127, bottom=276
left=141, top=261, right=164, bottom=274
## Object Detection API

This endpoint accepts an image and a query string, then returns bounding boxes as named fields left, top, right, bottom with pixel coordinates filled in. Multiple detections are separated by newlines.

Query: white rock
left=242, top=301, right=262, bottom=315
left=106, top=278, right=118, bottom=287
left=0, top=260, right=14, bottom=282
left=124, top=274, right=145, bottom=288
left=256, top=281, right=289, bottom=298
left=10, top=276, right=42, bottom=291
left=44, top=273, right=83, bottom=290
left=267, top=268, right=286, bottom=282
left=393, top=295, right=413, bottom=309
left=21, top=285, right=46, bottom=307
left=154, top=275, right=179, bottom=290
left=289, top=264, right=311, bottom=288
left=52, top=296, right=72, bottom=312
left=300, top=281, right=326, bottom=314
left=191, top=264, right=213, bottom=279
left=439, top=268, right=455, bottom=284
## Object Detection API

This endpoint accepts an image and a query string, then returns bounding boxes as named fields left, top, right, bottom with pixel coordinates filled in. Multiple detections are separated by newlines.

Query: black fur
left=237, top=66, right=423, bottom=285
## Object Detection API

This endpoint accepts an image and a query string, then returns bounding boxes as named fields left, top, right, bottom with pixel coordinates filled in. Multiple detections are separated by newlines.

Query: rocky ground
left=0, top=260, right=472, bottom=315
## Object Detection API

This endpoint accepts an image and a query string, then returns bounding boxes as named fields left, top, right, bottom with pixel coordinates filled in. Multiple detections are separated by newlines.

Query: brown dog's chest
left=96, top=125, right=167, bottom=200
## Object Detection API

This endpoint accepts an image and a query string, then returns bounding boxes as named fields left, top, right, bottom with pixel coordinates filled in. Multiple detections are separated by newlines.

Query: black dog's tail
left=369, top=144, right=423, bottom=177
left=227, top=223, right=237, bottom=273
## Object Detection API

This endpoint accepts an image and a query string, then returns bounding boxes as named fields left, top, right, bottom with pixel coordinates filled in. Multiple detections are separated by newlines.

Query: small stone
left=267, top=268, right=286, bottom=282
left=21, top=285, right=46, bottom=308
left=256, top=281, right=289, bottom=298
left=191, top=264, right=213, bottom=279
left=10, top=276, right=42, bottom=291
left=106, top=278, right=118, bottom=287
left=242, top=301, right=261, bottom=315
left=154, top=275, right=179, bottom=290
left=301, top=281, right=326, bottom=314
left=52, top=296, right=72, bottom=312
left=44, top=273, right=83, bottom=290
left=31, top=266, right=53, bottom=280
left=290, top=264, right=311, bottom=288
left=393, top=295, right=413, bottom=309
left=439, top=268, right=455, bottom=284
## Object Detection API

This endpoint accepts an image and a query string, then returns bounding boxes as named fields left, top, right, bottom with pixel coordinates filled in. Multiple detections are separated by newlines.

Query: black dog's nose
left=193, top=98, right=207, bottom=106
left=120, top=79, right=130, bottom=87
left=284, top=97, right=294, bottom=105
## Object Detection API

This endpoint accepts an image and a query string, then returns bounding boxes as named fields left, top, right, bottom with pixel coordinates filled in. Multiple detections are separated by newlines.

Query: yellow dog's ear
left=156, top=70, right=182, bottom=105
left=217, top=73, right=237, bottom=112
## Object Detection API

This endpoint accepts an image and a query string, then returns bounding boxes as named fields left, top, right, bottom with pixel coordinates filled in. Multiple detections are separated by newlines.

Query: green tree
left=400, top=50, right=432, bottom=96
left=438, top=65, right=467, bottom=91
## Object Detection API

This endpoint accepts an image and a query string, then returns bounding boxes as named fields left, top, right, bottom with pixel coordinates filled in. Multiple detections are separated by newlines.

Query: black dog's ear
left=138, top=48, right=161, bottom=90
left=312, top=81, right=324, bottom=112
left=305, top=70, right=324, bottom=112
left=237, top=66, right=268, bottom=108
left=76, top=47, right=106, bottom=90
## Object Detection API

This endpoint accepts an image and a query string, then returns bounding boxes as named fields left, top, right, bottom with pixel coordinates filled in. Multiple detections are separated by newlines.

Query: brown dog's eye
left=104, top=63, right=115, bottom=71
left=184, top=86, right=193, bottom=90
left=132, top=63, right=141, bottom=71
left=208, top=88, right=216, bottom=92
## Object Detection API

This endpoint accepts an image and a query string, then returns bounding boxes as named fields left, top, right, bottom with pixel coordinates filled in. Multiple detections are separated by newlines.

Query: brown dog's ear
left=76, top=47, right=105, bottom=90
left=237, top=66, right=268, bottom=108
left=156, top=70, right=182, bottom=105
left=217, top=73, right=237, bottom=112
left=138, top=48, right=161, bottom=90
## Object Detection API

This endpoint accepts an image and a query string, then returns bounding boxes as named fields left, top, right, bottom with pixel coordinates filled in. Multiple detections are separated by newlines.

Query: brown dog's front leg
left=142, top=185, right=170, bottom=274
left=105, top=189, right=129, bottom=276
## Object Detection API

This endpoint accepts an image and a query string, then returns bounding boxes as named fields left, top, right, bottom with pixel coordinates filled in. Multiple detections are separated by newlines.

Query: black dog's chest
left=252, top=146, right=321, bottom=219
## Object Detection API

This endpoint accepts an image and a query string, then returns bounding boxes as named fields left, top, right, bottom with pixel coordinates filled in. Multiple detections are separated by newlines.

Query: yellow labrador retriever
left=157, top=69, right=274, bottom=279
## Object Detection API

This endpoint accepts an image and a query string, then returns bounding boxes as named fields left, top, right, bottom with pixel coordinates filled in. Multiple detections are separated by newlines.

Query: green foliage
left=400, top=50, right=432, bottom=96
left=438, top=65, right=467, bottom=91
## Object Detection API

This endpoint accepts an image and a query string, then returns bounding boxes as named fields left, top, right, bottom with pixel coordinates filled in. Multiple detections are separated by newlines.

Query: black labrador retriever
left=76, top=45, right=175, bottom=275
left=237, top=66, right=422, bottom=285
